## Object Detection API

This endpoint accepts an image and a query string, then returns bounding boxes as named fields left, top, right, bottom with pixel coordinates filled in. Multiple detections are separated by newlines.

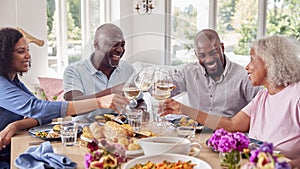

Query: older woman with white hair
left=162, top=35, right=300, bottom=168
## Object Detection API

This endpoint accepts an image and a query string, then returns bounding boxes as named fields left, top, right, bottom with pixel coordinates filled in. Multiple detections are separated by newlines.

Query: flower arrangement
left=208, top=128, right=250, bottom=153
left=242, top=142, right=290, bottom=169
left=208, top=128, right=250, bottom=169
left=84, top=139, right=127, bottom=169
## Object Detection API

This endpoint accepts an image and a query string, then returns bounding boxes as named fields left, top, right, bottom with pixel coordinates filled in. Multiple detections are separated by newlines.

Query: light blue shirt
left=0, top=76, right=68, bottom=129
left=0, top=75, right=68, bottom=157
left=63, top=55, right=136, bottom=120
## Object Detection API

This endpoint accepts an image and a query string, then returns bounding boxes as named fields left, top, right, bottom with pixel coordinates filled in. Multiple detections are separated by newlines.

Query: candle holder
left=135, top=0, right=154, bottom=15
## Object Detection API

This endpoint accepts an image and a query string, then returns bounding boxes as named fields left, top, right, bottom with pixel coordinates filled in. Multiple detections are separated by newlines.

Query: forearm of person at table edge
left=0, top=118, right=39, bottom=149
left=179, top=104, right=250, bottom=133
left=5, top=118, right=39, bottom=133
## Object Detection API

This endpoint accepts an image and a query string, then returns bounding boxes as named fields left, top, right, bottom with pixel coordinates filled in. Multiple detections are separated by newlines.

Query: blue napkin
left=14, top=141, right=77, bottom=169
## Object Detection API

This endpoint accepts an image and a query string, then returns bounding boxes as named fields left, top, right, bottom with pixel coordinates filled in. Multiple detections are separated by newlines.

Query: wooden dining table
left=10, top=123, right=250, bottom=169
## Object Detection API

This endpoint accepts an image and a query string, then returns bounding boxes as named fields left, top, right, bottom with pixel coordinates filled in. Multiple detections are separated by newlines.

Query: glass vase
left=219, top=150, right=241, bottom=169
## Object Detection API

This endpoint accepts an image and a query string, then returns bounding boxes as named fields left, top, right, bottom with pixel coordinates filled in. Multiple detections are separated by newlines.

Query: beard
left=204, top=59, right=224, bottom=80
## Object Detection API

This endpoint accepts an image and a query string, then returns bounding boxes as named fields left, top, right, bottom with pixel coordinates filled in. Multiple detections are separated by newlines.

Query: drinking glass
left=134, top=67, right=155, bottom=92
left=123, top=74, right=142, bottom=108
left=126, top=109, right=143, bottom=132
left=150, top=69, right=175, bottom=125
left=60, top=121, right=78, bottom=146
left=150, top=69, right=175, bottom=101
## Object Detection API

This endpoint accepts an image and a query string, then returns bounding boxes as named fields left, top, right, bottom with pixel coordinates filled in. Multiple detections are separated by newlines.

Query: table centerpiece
left=208, top=128, right=250, bottom=169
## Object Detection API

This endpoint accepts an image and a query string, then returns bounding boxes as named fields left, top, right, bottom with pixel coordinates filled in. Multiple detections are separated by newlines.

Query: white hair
left=252, top=35, right=300, bottom=87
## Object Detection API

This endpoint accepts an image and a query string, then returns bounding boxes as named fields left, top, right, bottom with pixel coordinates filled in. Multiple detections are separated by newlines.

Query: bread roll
left=103, top=121, right=133, bottom=142
left=89, top=122, right=105, bottom=139
left=81, top=126, right=94, bottom=139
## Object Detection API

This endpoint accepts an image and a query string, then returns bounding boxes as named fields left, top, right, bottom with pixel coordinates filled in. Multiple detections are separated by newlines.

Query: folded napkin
left=14, top=141, right=77, bottom=169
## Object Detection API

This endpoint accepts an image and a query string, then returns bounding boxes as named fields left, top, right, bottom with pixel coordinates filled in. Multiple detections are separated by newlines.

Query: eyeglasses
left=195, top=48, right=219, bottom=59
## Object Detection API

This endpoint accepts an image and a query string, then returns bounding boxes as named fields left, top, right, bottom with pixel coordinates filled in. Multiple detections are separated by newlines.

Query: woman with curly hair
left=162, top=35, right=300, bottom=168
left=0, top=27, right=129, bottom=168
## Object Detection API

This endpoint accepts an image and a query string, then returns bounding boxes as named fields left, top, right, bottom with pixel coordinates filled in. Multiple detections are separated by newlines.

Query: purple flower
left=275, top=161, right=291, bottom=169
left=245, top=141, right=290, bottom=169
left=259, top=142, right=274, bottom=154
left=233, top=132, right=250, bottom=151
left=208, top=128, right=250, bottom=153
left=84, top=153, right=93, bottom=168
left=249, top=149, right=260, bottom=163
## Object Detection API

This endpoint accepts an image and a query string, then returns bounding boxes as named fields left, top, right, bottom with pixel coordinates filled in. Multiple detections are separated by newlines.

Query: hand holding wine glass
left=150, top=69, right=175, bottom=101
left=150, top=68, right=176, bottom=126
left=123, top=74, right=142, bottom=108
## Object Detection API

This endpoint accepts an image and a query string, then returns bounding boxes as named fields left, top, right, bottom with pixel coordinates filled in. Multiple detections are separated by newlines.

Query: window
left=47, top=0, right=103, bottom=75
left=170, top=0, right=209, bottom=65
left=266, top=0, right=300, bottom=39
left=216, top=0, right=258, bottom=67
left=169, top=0, right=300, bottom=66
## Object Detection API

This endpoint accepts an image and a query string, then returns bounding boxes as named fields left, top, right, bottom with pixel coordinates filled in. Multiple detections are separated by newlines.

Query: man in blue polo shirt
left=63, top=23, right=142, bottom=121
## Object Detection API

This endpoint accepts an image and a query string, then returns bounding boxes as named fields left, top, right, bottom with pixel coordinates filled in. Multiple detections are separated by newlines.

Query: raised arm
left=66, top=93, right=129, bottom=116
left=162, top=98, right=250, bottom=132
left=64, top=83, right=124, bottom=101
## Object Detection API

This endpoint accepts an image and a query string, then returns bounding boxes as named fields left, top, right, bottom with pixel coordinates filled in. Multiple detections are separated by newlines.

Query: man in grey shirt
left=63, top=23, right=142, bottom=121
left=171, top=29, right=261, bottom=120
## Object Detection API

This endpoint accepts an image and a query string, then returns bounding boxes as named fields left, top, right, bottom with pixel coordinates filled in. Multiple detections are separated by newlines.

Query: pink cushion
left=38, top=77, right=64, bottom=101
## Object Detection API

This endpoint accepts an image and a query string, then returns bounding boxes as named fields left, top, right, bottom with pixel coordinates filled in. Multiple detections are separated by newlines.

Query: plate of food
left=123, top=153, right=212, bottom=169
left=85, top=114, right=127, bottom=125
left=168, top=116, right=204, bottom=132
left=28, top=123, right=82, bottom=141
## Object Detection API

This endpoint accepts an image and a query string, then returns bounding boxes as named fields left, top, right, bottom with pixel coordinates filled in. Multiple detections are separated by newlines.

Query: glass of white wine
left=150, top=69, right=175, bottom=101
left=134, top=67, right=155, bottom=92
left=123, top=75, right=142, bottom=108
left=150, top=68, right=175, bottom=125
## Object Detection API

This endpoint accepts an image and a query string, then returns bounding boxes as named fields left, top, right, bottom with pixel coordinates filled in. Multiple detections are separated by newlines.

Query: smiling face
left=11, top=37, right=31, bottom=77
left=195, top=36, right=225, bottom=80
left=246, top=48, right=267, bottom=86
left=94, top=25, right=125, bottom=68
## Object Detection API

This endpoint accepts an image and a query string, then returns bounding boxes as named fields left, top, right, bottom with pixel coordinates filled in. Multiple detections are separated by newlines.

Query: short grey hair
left=251, top=35, right=300, bottom=87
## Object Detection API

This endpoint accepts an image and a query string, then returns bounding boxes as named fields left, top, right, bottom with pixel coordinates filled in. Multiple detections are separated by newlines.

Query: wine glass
left=134, top=67, right=155, bottom=92
left=150, top=68, right=175, bottom=101
left=123, top=74, right=142, bottom=108
left=149, top=68, right=175, bottom=126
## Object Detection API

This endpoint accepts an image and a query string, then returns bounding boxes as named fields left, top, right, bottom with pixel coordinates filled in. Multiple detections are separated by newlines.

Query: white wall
left=115, top=0, right=166, bottom=65
left=0, top=0, right=56, bottom=91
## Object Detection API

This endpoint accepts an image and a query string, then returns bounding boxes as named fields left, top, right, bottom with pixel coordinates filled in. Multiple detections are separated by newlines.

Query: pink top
left=242, top=82, right=300, bottom=160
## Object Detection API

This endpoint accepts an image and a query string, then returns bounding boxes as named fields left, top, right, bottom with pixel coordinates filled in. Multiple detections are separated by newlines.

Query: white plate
left=126, top=149, right=144, bottom=156
left=123, top=153, right=212, bottom=169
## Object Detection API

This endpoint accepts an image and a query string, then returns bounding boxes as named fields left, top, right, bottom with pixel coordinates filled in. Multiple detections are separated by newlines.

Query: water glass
left=127, top=109, right=143, bottom=132
left=60, top=121, right=78, bottom=146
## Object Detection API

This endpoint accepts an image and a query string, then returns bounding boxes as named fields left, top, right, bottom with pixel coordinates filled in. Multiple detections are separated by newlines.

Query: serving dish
left=28, top=123, right=82, bottom=141
left=123, top=153, right=212, bottom=169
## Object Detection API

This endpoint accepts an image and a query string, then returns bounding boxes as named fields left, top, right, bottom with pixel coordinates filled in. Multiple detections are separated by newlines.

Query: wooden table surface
left=11, top=124, right=249, bottom=169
